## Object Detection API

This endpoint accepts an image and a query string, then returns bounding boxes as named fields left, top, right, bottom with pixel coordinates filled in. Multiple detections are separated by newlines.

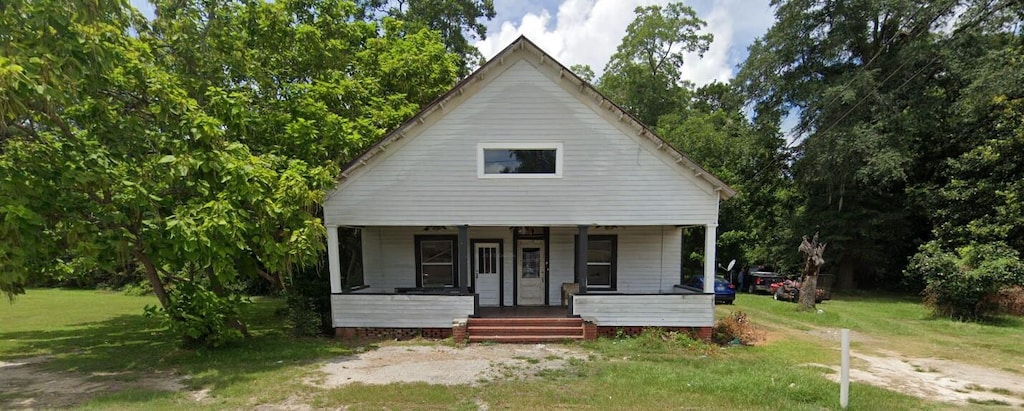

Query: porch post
left=326, top=225, right=342, bottom=294
left=458, top=225, right=469, bottom=294
left=703, top=223, right=718, bottom=294
left=577, top=225, right=588, bottom=294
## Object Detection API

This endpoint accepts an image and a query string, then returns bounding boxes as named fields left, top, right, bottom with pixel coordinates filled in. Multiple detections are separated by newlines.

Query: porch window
left=478, top=143, right=563, bottom=177
left=575, top=235, right=617, bottom=290
left=415, top=235, right=457, bottom=287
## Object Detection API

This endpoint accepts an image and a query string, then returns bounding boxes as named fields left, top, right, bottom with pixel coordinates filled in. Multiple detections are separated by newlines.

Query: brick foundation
left=334, top=327, right=453, bottom=340
left=596, top=326, right=713, bottom=342
left=582, top=321, right=597, bottom=340
left=452, top=320, right=468, bottom=344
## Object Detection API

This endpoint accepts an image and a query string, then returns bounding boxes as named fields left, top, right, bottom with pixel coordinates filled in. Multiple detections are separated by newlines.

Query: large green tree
left=738, top=0, right=964, bottom=289
left=738, top=0, right=1024, bottom=290
left=597, top=2, right=712, bottom=126
left=0, top=0, right=458, bottom=345
left=657, top=82, right=792, bottom=269
left=593, top=2, right=791, bottom=274
left=357, top=0, right=495, bottom=76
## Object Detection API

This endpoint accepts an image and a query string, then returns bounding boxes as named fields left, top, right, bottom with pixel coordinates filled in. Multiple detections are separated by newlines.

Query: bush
left=284, top=264, right=332, bottom=337
left=121, top=280, right=153, bottom=296
left=145, top=281, right=247, bottom=348
left=712, top=311, right=760, bottom=345
left=905, top=241, right=1024, bottom=320
left=985, top=285, right=1024, bottom=316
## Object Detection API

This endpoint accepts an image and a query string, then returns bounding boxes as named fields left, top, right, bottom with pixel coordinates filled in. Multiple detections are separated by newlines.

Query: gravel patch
left=313, top=343, right=587, bottom=387
left=808, top=349, right=1024, bottom=406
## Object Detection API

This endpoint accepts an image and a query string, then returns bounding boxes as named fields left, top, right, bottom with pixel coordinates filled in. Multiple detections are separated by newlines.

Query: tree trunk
left=135, top=246, right=170, bottom=310
left=798, top=233, right=827, bottom=311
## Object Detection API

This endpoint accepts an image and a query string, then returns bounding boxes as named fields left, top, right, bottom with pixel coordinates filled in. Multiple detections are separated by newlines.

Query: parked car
left=745, top=270, right=783, bottom=294
left=685, top=275, right=736, bottom=304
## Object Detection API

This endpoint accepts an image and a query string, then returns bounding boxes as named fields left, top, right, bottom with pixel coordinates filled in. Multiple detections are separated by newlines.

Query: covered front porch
left=326, top=223, right=719, bottom=342
left=326, top=224, right=721, bottom=304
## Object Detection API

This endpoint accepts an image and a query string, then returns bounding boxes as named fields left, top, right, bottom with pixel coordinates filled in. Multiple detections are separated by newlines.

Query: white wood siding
left=325, top=58, right=719, bottom=226
left=358, top=226, right=681, bottom=307
left=361, top=226, right=512, bottom=303
left=331, top=294, right=475, bottom=328
left=572, top=294, right=714, bottom=327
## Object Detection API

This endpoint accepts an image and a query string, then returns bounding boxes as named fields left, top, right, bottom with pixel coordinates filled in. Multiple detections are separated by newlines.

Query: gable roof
left=337, top=35, right=736, bottom=200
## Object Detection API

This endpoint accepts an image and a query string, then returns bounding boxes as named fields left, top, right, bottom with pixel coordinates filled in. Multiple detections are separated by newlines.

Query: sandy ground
left=312, top=343, right=588, bottom=387
left=3, top=336, right=1022, bottom=409
left=803, top=328, right=1024, bottom=407
left=0, top=356, right=184, bottom=410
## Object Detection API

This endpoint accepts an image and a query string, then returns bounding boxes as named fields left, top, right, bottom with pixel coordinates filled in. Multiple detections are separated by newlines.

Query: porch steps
left=466, top=317, right=584, bottom=343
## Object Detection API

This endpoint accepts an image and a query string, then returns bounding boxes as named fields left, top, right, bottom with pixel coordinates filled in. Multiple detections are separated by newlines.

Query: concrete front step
left=467, top=334, right=585, bottom=343
left=468, top=325, right=583, bottom=336
left=467, top=318, right=583, bottom=327
left=466, top=317, right=585, bottom=343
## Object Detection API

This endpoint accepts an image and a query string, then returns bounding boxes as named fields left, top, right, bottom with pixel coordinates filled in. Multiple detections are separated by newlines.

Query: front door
left=474, top=242, right=501, bottom=306
left=517, top=240, right=545, bottom=305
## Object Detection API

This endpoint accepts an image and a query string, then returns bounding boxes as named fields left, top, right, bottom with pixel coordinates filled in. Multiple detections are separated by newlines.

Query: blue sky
left=476, top=0, right=776, bottom=86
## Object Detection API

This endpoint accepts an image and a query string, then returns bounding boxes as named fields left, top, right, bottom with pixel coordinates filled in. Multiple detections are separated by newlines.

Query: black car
left=744, top=270, right=783, bottom=294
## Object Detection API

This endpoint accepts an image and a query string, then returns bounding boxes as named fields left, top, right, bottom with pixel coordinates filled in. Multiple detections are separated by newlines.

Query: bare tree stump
left=798, top=233, right=827, bottom=311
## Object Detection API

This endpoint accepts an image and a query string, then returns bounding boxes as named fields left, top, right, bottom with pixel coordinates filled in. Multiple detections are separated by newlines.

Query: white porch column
left=326, top=225, right=342, bottom=294
left=703, top=223, right=718, bottom=294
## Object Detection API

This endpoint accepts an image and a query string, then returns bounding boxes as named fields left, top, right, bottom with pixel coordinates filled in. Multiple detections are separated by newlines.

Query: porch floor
left=477, top=306, right=571, bottom=318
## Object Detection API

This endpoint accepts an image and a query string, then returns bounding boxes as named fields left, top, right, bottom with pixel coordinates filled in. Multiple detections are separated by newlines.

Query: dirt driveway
left=3, top=337, right=1021, bottom=409
left=0, top=342, right=585, bottom=410
left=0, top=356, right=184, bottom=410
left=804, top=328, right=1024, bottom=407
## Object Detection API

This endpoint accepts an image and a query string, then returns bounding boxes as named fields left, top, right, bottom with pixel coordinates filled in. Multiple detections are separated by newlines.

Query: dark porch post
left=458, top=225, right=469, bottom=294
left=576, top=225, right=588, bottom=294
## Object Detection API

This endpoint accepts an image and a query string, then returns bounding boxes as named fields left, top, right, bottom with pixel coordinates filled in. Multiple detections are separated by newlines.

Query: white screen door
left=474, top=242, right=500, bottom=306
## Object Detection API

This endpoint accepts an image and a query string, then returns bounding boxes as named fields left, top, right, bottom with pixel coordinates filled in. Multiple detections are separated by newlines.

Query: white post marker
left=840, top=328, right=850, bottom=409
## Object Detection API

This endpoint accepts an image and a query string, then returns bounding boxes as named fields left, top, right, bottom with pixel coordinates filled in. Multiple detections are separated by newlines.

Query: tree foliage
left=598, top=3, right=712, bottom=126
left=737, top=0, right=1024, bottom=291
left=595, top=3, right=791, bottom=273
left=906, top=241, right=1024, bottom=320
left=357, top=0, right=495, bottom=76
left=0, top=0, right=459, bottom=345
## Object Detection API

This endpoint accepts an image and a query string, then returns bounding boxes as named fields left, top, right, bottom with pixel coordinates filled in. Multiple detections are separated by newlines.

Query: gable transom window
left=575, top=235, right=617, bottom=291
left=415, top=235, right=457, bottom=288
left=478, top=143, right=563, bottom=178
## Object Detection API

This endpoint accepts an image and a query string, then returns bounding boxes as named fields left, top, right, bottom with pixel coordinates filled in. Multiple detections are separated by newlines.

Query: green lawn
left=3, top=288, right=1019, bottom=410
left=1, top=289, right=354, bottom=409
left=719, top=292, right=1024, bottom=374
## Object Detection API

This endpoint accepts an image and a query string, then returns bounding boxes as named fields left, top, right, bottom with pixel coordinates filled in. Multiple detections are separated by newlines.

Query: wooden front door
left=517, top=239, right=545, bottom=306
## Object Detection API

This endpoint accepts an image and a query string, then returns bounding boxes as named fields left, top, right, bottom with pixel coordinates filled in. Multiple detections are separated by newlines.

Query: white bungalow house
left=323, top=36, right=735, bottom=342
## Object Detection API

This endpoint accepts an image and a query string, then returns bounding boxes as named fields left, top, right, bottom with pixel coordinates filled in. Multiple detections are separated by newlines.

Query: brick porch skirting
left=334, top=327, right=453, bottom=340
left=595, top=326, right=712, bottom=342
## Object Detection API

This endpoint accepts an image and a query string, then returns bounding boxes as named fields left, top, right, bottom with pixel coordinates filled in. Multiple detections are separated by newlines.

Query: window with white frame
left=478, top=143, right=563, bottom=177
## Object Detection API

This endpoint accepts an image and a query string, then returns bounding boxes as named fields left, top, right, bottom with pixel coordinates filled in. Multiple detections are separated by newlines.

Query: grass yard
left=719, top=292, right=1024, bottom=374
left=2, top=288, right=1020, bottom=410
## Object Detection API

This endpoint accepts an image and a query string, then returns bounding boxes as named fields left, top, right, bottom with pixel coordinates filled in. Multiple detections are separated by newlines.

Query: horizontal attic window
left=478, top=143, right=563, bottom=178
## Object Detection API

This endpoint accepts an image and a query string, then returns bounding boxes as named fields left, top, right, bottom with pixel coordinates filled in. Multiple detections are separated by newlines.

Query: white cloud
left=476, top=0, right=775, bottom=87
